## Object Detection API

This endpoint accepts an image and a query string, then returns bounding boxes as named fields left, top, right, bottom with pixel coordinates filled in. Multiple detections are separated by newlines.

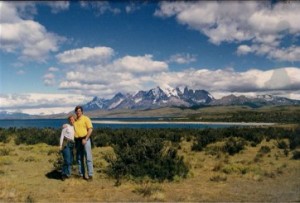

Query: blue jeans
left=61, top=142, right=74, bottom=177
left=75, top=138, right=93, bottom=177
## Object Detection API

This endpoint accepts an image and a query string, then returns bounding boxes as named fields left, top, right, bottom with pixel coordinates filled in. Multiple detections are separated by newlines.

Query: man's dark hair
left=75, top=105, right=83, bottom=112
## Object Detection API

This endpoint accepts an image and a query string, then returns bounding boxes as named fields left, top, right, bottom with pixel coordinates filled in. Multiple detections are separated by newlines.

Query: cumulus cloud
left=0, top=93, right=91, bottom=115
left=52, top=44, right=300, bottom=100
left=155, top=1, right=300, bottom=62
left=237, top=44, right=300, bottom=62
left=57, top=50, right=168, bottom=96
left=0, top=2, right=64, bottom=62
left=113, top=55, right=168, bottom=73
left=56, top=46, right=114, bottom=64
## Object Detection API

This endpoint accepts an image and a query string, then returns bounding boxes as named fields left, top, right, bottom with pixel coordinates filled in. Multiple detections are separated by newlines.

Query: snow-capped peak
left=161, top=84, right=180, bottom=98
left=257, top=94, right=274, bottom=101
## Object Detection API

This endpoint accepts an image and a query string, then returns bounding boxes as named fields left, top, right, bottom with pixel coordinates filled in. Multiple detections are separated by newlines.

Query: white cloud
left=113, top=55, right=168, bottom=73
left=56, top=52, right=168, bottom=97
left=0, top=2, right=64, bottom=62
left=0, top=93, right=91, bottom=115
left=238, top=44, right=300, bottom=62
left=168, top=53, right=197, bottom=64
left=46, top=1, right=70, bottom=13
left=150, top=67, right=300, bottom=100
left=43, top=73, right=56, bottom=86
left=125, top=3, right=141, bottom=13
left=48, top=67, right=59, bottom=72
left=155, top=1, right=300, bottom=62
left=54, top=45, right=300, bottom=100
left=56, top=46, right=114, bottom=64
left=237, top=45, right=252, bottom=55
left=80, top=1, right=120, bottom=15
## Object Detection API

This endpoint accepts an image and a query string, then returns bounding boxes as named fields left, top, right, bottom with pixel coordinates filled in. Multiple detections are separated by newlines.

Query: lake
left=0, top=118, right=275, bottom=129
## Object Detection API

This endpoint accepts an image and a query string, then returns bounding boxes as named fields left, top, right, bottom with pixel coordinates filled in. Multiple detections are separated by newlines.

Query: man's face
left=75, top=108, right=83, bottom=118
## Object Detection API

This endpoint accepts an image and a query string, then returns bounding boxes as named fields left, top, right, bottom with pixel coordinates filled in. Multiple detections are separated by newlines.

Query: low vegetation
left=0, top=125, right=299, bottom=201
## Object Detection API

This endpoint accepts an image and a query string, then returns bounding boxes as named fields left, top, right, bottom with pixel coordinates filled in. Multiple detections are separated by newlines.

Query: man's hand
left=82, top=138, right=87, bottom=145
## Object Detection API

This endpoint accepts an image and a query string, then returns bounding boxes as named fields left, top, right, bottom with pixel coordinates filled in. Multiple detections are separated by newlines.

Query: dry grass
left=0, top=138, right=299, bottom=202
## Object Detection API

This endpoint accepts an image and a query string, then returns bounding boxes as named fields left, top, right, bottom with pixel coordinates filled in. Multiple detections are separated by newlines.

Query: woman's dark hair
left=75, top=105, right=83, bottom=113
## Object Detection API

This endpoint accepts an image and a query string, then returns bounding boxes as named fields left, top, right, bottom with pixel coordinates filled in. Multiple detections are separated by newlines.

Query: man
left=73, top=105, right=93, bottom=181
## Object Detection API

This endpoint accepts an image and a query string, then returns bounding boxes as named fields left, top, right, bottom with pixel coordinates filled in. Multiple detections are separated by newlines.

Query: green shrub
left=106, top=134, right=189, bottom=183
left=0, top=128, right=9, bottom=143
left=277, top=140, right=288, bottom=149
left=14, top=128, right=59, bottom=146
left=223, top=137, right=247, bottom=155
left=191, top=129, right=219, bottom=151
left=93, top=132, right=111, bottom=147
left=222, top=164, right=249, bottom=174
left=292, top=150, right=300, bottom=160
left=258, top=145, right=271, bottom=154
left=289, top=129, right=300, bottom=150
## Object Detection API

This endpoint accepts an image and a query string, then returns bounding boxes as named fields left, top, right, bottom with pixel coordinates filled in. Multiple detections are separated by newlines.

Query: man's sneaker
left=87, top=176, right=93, bottom=182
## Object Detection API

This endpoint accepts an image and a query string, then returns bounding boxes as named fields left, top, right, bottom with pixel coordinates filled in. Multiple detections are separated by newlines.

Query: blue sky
left=1, top=1, right=300, bottom=115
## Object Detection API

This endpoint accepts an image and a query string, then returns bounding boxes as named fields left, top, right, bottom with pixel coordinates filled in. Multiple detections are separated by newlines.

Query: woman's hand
left=82, top=138, right=87, bottom=145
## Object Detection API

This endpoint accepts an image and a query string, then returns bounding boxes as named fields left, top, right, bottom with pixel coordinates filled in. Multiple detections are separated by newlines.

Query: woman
left=59, top=115, right=75, bottom=181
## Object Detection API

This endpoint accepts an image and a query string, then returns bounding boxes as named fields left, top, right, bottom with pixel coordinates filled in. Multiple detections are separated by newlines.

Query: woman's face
left=69, top=116, right=75, bottom=125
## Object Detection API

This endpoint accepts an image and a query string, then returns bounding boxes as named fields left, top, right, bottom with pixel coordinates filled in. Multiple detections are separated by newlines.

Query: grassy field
left=0, top=136, right=299, bottom=202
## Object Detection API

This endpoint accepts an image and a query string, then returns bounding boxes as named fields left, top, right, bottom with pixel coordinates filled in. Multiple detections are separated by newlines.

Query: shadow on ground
left=45, top=169, right=62, bottom=180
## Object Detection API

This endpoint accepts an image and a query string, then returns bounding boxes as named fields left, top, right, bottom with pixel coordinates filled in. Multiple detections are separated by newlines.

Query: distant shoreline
left=92, top=120, right=275, bottom=126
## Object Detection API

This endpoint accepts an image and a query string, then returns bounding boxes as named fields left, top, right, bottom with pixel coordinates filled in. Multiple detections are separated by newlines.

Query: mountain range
left=1, top=86, right=299, bottom=119
left=83, top=86, right=300, bottom=111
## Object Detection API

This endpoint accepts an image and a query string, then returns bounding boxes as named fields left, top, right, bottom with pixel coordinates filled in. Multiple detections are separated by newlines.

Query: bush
left=277, top=140, right=289, bottom=150
left=0, top=128, right=10, bottom=143
left=191, top=129, right=219, bottom=151
left=223, top=137, right=247, bottom=155
left=106, top=134, right=189, bottom=183
left=289, top=129, right=300, bottom=150
left=93, top=132, right=111, bottom=147
left=258, top=146, right=271, bottom=154
left=14, top=128, right=59, bottom=146
left=292, top=150, right=300, bottom=160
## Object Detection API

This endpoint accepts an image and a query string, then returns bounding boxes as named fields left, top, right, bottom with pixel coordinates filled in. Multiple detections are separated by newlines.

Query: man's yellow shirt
left=74, top=115, right=93, bottom=138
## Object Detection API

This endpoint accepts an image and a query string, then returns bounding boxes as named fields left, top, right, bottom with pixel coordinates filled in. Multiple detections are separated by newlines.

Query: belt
left=75, top=136, right=86, bottom=140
